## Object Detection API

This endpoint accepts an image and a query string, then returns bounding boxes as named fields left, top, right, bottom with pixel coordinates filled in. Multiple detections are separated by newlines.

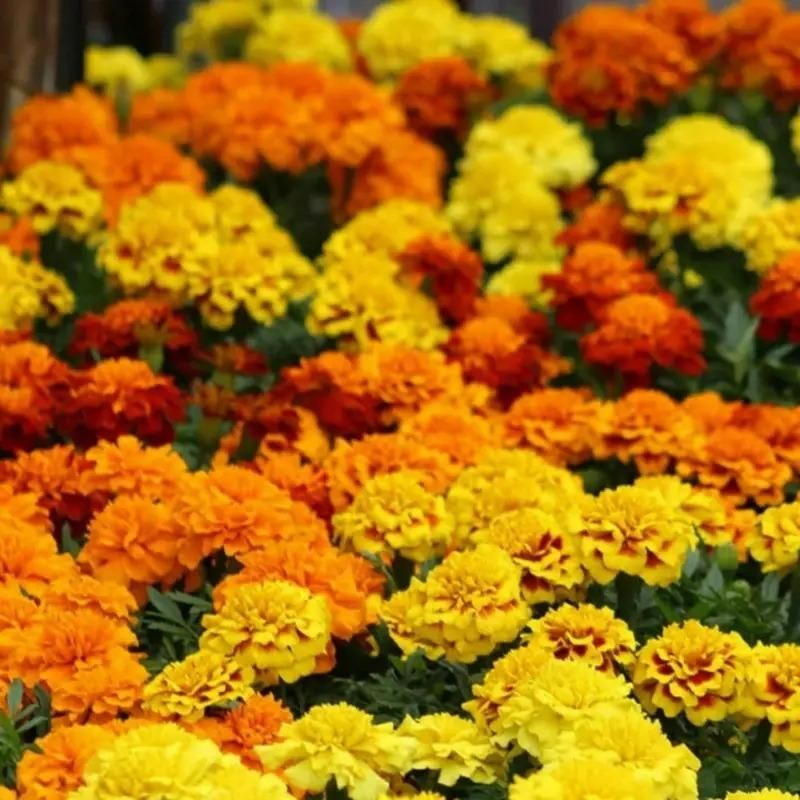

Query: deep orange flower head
left=597, top=388, right=699, bottom=474
left=84, top=134, right=206, bottom=226
left=729, top=403, right=800, bottom=473
left=58, top=358, right=185, bottom=447
left=718, top=0, right=786, bottom=89
left=0, top=522, right=75, bottom=597
left=750, top=252, right=800, bottom=342
left=581, top=292, right=706, bottom=385
left=69, top=297, right=199, bottom=369
left=203, top=343, right=268, bottom=377
left=557, top=200, right=637, bottom=252
left=471, top=295, right=551, bottom=344
left=129, top=87, right=192, bottom=145
left=6, top=86, right=118, bottom=174
left=757, top=12, right=800, bottom=106
left=330, top=129, right=445, bottom=219
left=678, top=426, right=792, bottom=505
left=398, top=234, right=484, bottom=323
left=639, top=0, right=724, bottom=64
left=0, top=213, right=39, bottom=259
left=394, top=56, right=491, bottom=138
left=324, top=432, right=454, bottom=511
left=543, top=242, right=661, bottom=331
left=503, top=388, right=603, bottom=466
left=0, top=482, right=51, bottom=534
left=549, top=5, right=697, bottom=124
left=214, top=541, right=384, bottom=640
left=252, top=452, right=332, bottom=520
left=40, top=574, right=137, bottom=620
left=681, top=391, right=737, bottom=434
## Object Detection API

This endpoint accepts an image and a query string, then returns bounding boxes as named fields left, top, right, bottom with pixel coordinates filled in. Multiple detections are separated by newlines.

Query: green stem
left=747, top=719, right=772, bottom=759
left=787, top=566, right=800, bottom=635
left=615, top=572, right=641, bottom=625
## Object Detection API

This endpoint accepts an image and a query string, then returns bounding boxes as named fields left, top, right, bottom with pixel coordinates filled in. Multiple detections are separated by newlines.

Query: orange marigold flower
left=324, top=433, right=455, bottom=511
left=16, top=723, right=116, bottom=800
left=394, top=56, right=491, bottom=139
left=398, top=234, right=484, bottom=323
left=0, top=483, right=52, bottom=533
left=129, top=87, right=192, bottom=145
left=596, top=389, right=698, bottom=474
left=677, top=426, right=792, bottom=505
left=503, top=388, right=603, bottom=466
left=6, top=86, right=118, bottom=175
left=581, top=293, right=706, bottom=385
left=0, top=524, right=75, bottom=596
left=543, top=242, right=662, bottom=332
left=40, top=574, right=137, bottom=620
left=203, top=343, right=269, bottom=377
left=0, top=214, right=39, bottom=259
left=753, top=10, right=800, bottom=106
left=330, top=129, right=446, bottom=220
left=471, top=295, right=551, bottom=343
left=214, top=541, right=384, bottom=640
left=729, top=403, right=800, bottom=473
left=58, top=358, right=185, bottom=447
left=80, top=495, right=183, bottom=594
left=681, top=391, right=737, bottom=434
left=548, top=6, right=697, bottom=124
left=252, top=452, right=332, bottom=521
left=0, top=585, right=41, bottom=668
left=556, top=200, right=637, bottom=252
left=751, top=252, right=800, bottom=342
left=171, top=465, right=329, bottom=569
left=69, top=297, right=198, bottom=368
left=639, top=0, right=724, bottom=64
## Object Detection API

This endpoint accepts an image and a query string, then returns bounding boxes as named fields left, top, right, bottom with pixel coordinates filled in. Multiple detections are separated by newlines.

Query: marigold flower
left=743, top=644, right=800, bottom=753
left=200, top=579, right=332, bottom=684
left=580, top=485, right=697, bottom=586
left=639, top=0, right=724, bottom=64
left=7, top=86, right=117, bottom=175
left=633, top=619, right=753, bottom=725
left=0, top=526, right=75, bottom=596
left=557, top=199, right=635, bottom=252
left=258, top=703, right=414, bottom=800
left=509, top=760, right=653, bottom=800
left=40, top=574, right=137, bottom=620
left=382, top=544, right=531, bottom=663
left=757, top=13, right=800, bottom=106
left=177, top=0, right=262, bottom=61
left=751, top=252, right=800, bottom=341
left=143, top=650, right=254, bottom=723
left=748, top=502, right=800, bottom=572
left=397, top=713, right=503, bottom=786
left=333, top=470, right=454, bottom=562
left=58, top=358, right=185, bottom=447
left=677, top=426, right=792, bottom=505
left=0, top=213, right=39, bottom=258
left=129, top=87, right=192, bottom=145
left=213, top=541, right=383, bottom=641
left=581, top=293, right=706, bottom=385
left=525, top=604, right=636, bottom=673
left=84, top=43, right=151, bottom=95
left=493, top=658, right=634, bottom=756
left=474, top=508, right=584, bottom=605
left=682, top=391, right=737, bottom=433
left=741, top=198, right=800, bottom=274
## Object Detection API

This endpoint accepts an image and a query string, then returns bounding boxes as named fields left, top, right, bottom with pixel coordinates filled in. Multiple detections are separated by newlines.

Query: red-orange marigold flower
left=58, top=358, right=185, bottom=447
left=729, top=403, right=800, bottom=473
left=681, top=391, right=737, bottom=434
left=398, top=234, right=484, bottom=323
left=750, top=253, right=800, bottom=342
left=471, top=295, right=551, bottom=343
left=252, top=452, right=332, bottom=520
left=557, top=200, right=637, bottom=252
left=581, top=293, right=706, bottom=384
left=0, top=214, right=39, bottom=259
left=129, top=88, right=192, bottom=145
left=757, top=12, right=800, bottom=106
left=394, top=56, right=491, bottom=139
left=639, top=0, right=725, bottom=64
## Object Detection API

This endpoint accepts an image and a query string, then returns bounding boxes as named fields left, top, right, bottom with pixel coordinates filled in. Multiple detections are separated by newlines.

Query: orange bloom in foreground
left=681, top=391, right=737, bottom=434
left=757, top=12, right=800, bottom=106
left=557, top=200, right=636, bottom=253
left=750, top=253, right=800, bottom=342
left=129, top=87, right=192, bottom=145
left=40, top=574, right=137, bottom=620
left=394, top=56, right=491, bottom=138
left=581, top=293, right=706, bottom=385
left=549, top=6, right=697, bottom=124
left=6, top=86, right=118, bottom=174
left=253, top=452, right=332, bottom=520
left=677, top=426, right=792, bottom=505
left=728, top=403, right=800, bottom=473
left=639, top=0, right=724, bottom=64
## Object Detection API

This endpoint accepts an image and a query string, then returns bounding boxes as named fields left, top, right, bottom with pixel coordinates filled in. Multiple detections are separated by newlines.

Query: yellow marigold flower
left=447, top=150, right=564, bottom=264
left=633, top=619, right=753, bottom=726
left=73, top=722, right=293, bottom=800
left=145, top=54, right=186, bottom=89
left=445, top=449, right=584, bottom=547
left=634, top=475, right=730, bottom=549
left=199, top=579, right=332, bottom=685
left=211, top=184, right=281, bottom=241
left=740, top=198, right=800, bottom=274
left=465, top=105, right=595, bottom=190
left=357, top=0, right=471, bottom=82
left=743, top=644, right=800, bottom=754
left=177, top=0, right=262, bottom=61
left=382, top=544, right=531, bottom=664
left=464, top=15, right=551, bottom=89
left=579, top=485, right=697, bottom=587
left=257, top=703, right=415, bottom=800
left=142, top=650, right=254, bottom=722
left=0, top=245, right=75, bottom=332
left=332, top=470, right=454, bottom=562
left=486, top=257, right=560, bottom=308
left=1, top=161, right=103, bottom=240
left=509, top=759, right=657, bottom=800
left=749, top=502, right=800, bottom=573
left=245, top=10, right=352, bottom=71
left=397, top=712, right=503, bottom=786
left=493, top=658, right=633, bottom=757
left=463, top=642, right=552, bottom=732
left=84, top=45, right=152, bottom=95
left=543, top=706, right=700, bottom=800
left=524, top=603, right=636, bottom=673
left=473, top=508, right=584, bottom=604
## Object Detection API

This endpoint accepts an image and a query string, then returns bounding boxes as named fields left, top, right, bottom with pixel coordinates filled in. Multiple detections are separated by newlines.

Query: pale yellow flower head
left=177, top=0, right=262, bottom=61
left=85, top=45, right=152, bottom=95
left=486, top=257, right=561, bottom=308
left=741, top=198, right=800, bottom=274
left=257, top=703, right=415, bottom=800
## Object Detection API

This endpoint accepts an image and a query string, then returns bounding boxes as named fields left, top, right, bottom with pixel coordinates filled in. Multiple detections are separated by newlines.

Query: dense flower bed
left=3, top=0, right=800, bottom=798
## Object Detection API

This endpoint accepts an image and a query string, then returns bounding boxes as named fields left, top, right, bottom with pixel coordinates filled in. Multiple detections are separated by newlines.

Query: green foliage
left=0, top=682, right=51, bottom=788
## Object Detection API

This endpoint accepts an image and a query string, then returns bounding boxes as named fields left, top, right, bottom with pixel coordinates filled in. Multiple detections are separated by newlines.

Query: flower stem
left=615, top=572, right=641, bottom=625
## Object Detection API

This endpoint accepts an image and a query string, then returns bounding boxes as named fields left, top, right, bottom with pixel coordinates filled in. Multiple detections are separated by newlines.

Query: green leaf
left=146, top=588, right=183, bottom=623
left=6, top=681, right=23, bottom=717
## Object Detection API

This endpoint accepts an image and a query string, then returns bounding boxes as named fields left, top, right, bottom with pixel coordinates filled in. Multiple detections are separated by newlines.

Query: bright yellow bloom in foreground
left=740, top=198, right=800, bottom=274
left=84, top=45, right=152, bottom=95
left=748, top=502, right=800, bottom=573
left=200, top=579, right=332, bottom=684
left=510, top=760, right=653, bottom=800
left=257, top=703, right=414, bottom=800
